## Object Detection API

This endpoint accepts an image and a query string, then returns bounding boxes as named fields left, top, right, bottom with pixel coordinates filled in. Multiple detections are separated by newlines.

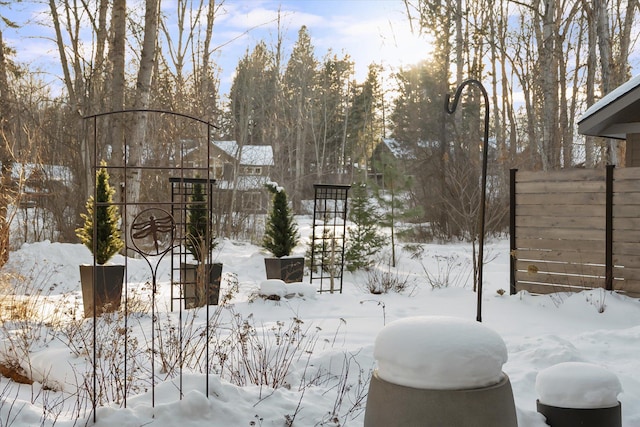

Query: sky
left=2, top=0, right=432, bottom=98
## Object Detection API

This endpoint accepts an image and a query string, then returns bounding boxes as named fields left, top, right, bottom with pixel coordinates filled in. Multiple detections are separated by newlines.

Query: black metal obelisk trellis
left=169, top=176, right=217, bottom=311
left=310, top=184, right=350, bottom=293
left=83, top=109, right=217, bottom=422
left=444, top=79, right=490, bottom=323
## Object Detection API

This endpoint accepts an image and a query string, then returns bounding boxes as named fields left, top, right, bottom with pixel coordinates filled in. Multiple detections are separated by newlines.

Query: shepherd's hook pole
left=444, top=79, right=489, bottom=323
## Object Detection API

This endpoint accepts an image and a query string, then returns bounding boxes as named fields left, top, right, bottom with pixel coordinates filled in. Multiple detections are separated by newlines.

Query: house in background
left=369, top=138, right=398, bottom=187
left=180, top=139, right=274, bottom=213
left=368, top=138, right=415, bottom=188
left=0, top=162, right=74, bottom=209
left=211, top=141, right=274, bottom=213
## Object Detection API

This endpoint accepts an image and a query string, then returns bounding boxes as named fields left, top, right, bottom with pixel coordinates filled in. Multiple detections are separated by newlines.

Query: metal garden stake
left=444, top=79, right=490, bottom=323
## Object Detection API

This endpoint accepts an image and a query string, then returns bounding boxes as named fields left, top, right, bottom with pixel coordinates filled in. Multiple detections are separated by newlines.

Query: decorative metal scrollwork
left=130, top=208, right=176, bottom=256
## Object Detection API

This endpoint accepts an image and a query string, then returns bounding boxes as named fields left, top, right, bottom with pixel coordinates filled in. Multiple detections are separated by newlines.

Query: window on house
left=243, top=166, right=262, bottom=175
left=241, top=191, right=262, bottom=211
left=210, top=160, right=224, bottom=179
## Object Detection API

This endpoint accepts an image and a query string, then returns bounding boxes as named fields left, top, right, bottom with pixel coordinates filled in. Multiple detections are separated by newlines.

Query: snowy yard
left=0, top=218, right=639, bottom=426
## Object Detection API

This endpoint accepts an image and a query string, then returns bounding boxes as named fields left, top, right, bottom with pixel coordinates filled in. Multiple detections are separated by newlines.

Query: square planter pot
left=180, top=262, right=223, bottom=308
left=264, top=257, right=304, bottom=283
left=80, top=264, right=125, bottom=318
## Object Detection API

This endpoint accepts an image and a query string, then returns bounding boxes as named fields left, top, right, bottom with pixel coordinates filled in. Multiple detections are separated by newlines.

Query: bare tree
left=109, top=0, right=126, bottom=192
left=0, top=23, right=15, bottom=265
left=124, top=0, right=160, bottom=233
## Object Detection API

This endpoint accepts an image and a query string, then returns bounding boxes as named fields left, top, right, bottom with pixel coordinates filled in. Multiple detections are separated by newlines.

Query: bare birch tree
left=124, top=0, right=160, bottom=231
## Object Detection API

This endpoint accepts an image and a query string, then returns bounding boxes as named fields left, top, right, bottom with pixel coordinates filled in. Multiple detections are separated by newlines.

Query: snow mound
left=259, top=279, right=288, bottom=298
left=374, top=315, right=508, bottom=390
left=259, top=280, right=317, bottom=299
left=536, top=362, right=622, bottom=409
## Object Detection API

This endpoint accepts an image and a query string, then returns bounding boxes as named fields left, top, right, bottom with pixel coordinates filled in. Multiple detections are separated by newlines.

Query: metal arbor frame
left=310, top=184, right=351, bottom=293
left=83, top=109, right=217, bottom=421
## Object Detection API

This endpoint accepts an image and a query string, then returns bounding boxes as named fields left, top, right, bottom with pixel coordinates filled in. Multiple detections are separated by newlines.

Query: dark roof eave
left=578, top=75, right=640, bottom=139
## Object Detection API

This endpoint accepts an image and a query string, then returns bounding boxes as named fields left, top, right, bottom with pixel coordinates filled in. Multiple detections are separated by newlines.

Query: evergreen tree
left=263, top=182, right=299, bottom=257
left=185, top=180, right=215, bottom=263
left=227, top=41, right=278, bottom=145
left=345, top=182, right=387, bottom=271
left=76, top=162, right=124, bottom=265
left=283, top=26, right=318, bottom=206
left=347, top=63, right=384, bottom=180
left=390, top=60, right=450, bottom=237
left=372, top=150, right=423, bottom=267
left=306, top=224, right=340, bottom=276
left=313, top=54, right=354, bottom=176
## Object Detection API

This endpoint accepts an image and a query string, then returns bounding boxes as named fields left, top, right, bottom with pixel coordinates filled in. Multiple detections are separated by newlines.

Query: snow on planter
left=373, top=315, right=508, bottom=390
left=536, top=362, right=622, bottom=409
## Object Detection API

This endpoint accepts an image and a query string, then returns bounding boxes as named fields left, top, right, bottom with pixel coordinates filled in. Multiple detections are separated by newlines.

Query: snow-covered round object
left=536, top=362, right=622, bottom=409
left=286, top=282, right=317, bottom=298
left=373, top=316, right=508, bottom=390
left=259, top=279, right=287, bottom=297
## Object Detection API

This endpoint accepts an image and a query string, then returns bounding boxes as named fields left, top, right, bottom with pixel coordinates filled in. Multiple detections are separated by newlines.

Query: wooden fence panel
left=511, top=166, right=640, bottom=297
left=518, top=204, right=605, bottom=218
left=512, top=168, right=610, bottom=295
left=514, top=259, right=605, bottom=277
left=613, top=166, right=640, bottom=296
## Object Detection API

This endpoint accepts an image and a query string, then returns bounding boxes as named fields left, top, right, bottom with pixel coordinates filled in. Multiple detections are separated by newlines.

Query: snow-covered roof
left=215, top=175, right=272, bottom=191
left=382, top=138, right=410, bottom=159
left=578, top=74, right=640, bottom=139
left=380, top=138, right=439, bottom=160
left=1, top=162, right=74, bottom=186
left=213, top=141, right=274, bottom=166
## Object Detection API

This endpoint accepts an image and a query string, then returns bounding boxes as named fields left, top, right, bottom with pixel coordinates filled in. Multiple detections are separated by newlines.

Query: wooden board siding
left=611, top=166, right=640, bottom=297
left=511, top=167, right=640, bottom=298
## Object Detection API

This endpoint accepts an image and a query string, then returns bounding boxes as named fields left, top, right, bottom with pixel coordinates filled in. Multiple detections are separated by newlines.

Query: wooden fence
left=510, top=166, right=640, bottom=297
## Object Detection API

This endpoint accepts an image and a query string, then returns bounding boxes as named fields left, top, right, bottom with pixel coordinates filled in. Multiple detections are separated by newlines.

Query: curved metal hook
left=444, top=78, right=489, bottom=120
left=444, top=78, right=490, bottom=323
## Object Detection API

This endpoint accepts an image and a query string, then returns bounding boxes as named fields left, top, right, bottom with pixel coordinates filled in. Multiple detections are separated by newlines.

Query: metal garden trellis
left=310, top=184, right=350, bottom=293
left=444, top=79, right=490, bottom=323
left=83, top=109, right=218, bottom=421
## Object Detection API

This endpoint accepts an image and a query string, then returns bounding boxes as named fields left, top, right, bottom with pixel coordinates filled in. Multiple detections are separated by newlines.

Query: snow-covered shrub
left=421, top=253, right=471, bottom=289
left=364, top=267, right=413, bottom=294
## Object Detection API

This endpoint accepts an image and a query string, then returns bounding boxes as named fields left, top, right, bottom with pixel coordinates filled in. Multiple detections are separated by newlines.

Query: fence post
left=510, top=169, right=518, bottom=295
left=605, top=165, right=614, bottom=291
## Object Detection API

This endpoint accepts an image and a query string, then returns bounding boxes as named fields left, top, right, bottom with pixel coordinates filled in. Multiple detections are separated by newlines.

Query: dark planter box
left=536, top=400, right=621, bottom=427
left=264, top=257, right=304, bottom=283
left=180, top=262, right=223, bottom=308
left=80, top=264, right=125, bottom=318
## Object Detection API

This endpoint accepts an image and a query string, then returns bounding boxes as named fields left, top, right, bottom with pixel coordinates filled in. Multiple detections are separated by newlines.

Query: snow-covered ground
left=1, top=216, right=639, bottom=426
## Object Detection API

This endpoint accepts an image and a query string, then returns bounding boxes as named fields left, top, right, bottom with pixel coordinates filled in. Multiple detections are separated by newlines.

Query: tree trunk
left=538, top=0, right=560, bottom=170
left=594, top=0, right=618, bottom=165
left=109, top=0, right=126, bottom=194
left=0, top=28, right=13, bottom=266
left=584, top=0, right=597, bottom=166
left=125, top=0, right=160, bottom=244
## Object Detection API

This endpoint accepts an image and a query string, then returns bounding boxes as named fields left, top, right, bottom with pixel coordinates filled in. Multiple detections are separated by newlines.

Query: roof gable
left=212, top=141, right=274, bottom=166
left=578, top=74, right=640, bottom=139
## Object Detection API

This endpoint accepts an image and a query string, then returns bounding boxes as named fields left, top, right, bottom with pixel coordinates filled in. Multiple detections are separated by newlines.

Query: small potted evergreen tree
left=76, top=161, right=125, bottom=317
left=262, top=182, right=303, bottom=283
left=182, top=179, right=222, bottom=308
